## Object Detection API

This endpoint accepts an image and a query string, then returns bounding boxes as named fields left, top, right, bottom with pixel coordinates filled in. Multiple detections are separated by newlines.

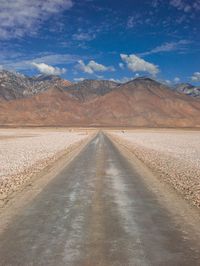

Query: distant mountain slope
left=81, top=78, right=200, bottom=127
left=0, top=72, right=200, bottom=128
left=0, top=70, right=71, bottom=100
left=173, top=83, right=200, bottom=98
left=66, top=79, right=119, bottom=102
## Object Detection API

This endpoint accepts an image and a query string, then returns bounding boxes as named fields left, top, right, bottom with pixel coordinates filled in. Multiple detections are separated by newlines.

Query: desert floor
left=0, top=128, right=200, bottom=265
left=108, top=129, right=200, bottom=207
left=0, top=128, right=94, bottom=201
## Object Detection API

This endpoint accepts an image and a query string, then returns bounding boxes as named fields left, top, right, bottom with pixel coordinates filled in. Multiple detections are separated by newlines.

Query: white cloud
left=151, top=0, right=162, bottom=7
left=170, top=0, right=184, bottom=8
left=174, top=77, right=180, bottom=83
left=77, top=60, right=93, bottom=74
left=74, top=77, right=85, bottom=82
left=72, top=32, right=96, bottom=41
left=1, top=53, right=81, bottom=71
left=120, top=54, right=159, bottom=76
left=140, top=40, right=190, bottom=56
left=170, top=0, right=193, bottom=12
left=32, top=62, right=66, bottom=75
left=95, top=75, right=104, bottom=79
left=77, top=60, right=115, bottom=74
left=0, top=0, right=73, bottom=40
left=165, top=80, right=172, bottom=85
left=184, top=5, right=192, bottom=12
left=191, top=72, right=200, bottom=82
left=109, top=77, right=134, bottom=83
left=193, top=1, right=200, bottom=11
left=31, top=54, right=79, bottom=65
left=126, top=14, right=142, bottom=29
left=119, top=63, right=124, bottom=69
left=127, top=16, right=137, bottom=28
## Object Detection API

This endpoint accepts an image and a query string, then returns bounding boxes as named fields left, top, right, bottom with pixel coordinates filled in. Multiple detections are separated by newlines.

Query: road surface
left=0, top=133, right=200, bottom=265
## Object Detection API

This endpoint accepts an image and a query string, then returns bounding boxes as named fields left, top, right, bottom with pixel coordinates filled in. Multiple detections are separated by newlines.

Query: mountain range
left=0, top=70, right=200, bottom=127
left=0, top=70, right=71, bottom=101
left=173, top=83, right=200, bottom=98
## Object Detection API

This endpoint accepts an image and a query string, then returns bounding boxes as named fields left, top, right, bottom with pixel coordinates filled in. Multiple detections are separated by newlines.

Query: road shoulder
left=106, top=132, right=200, bottom=242
left=0, top=133, right=96, bottom=234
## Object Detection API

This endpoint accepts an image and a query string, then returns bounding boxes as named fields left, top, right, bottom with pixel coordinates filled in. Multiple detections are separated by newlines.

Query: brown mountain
left=0, top=70, right=71, bottom=101
left=0, top=73, right=200, bottom=127
left=66, top=79, right=120, bottom=102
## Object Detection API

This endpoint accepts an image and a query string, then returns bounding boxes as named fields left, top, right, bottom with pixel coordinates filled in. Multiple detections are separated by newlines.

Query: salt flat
left=1, top=132, right=200, bottom=265
left=0, top=128, right=91, bottom=199
left=109, top=129, right=200, bottom=207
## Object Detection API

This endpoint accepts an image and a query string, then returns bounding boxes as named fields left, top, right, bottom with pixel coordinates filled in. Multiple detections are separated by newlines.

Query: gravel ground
left=108, top=130, right=200, bottom=208
left=0, top=129, right=91, bottom=200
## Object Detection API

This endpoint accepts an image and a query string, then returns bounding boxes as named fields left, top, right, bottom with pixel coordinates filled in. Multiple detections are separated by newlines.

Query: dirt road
left=0, top=133, right=200, bottom=265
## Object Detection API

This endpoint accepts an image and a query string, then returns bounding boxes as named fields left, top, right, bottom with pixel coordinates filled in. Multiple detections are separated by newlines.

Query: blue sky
left=0, top=0, right=199, bottom=84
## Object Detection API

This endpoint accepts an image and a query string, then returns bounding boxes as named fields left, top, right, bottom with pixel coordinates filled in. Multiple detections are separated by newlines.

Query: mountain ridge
left=1, top=70, right=200, bottom=101
left=0, top=70, right=71, bottom=101
left=174, top=83, right=200, bottom=98
left=66, top=79, right=120, bottom=102
left=0, top=71, right=200, bottom=127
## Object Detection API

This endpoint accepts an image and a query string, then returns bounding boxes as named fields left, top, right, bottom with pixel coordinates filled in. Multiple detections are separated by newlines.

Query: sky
left=0, top=0, right=200, bottom=85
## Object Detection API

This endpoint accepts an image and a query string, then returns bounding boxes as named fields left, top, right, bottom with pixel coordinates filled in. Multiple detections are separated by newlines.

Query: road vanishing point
left=0, top=133, right=200, bottom=266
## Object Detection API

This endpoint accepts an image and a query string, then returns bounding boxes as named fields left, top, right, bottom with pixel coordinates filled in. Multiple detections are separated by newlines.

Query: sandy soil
left=108, top=129, right=200, bottom=208
left=0, top=128, right=92, bottom=200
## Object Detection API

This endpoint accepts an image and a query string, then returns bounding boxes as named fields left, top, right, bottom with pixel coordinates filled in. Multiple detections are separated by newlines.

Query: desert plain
left=0, top=128, right=93, bottom=201
left=0, top=127, right=200, bottom=265
left=1, top=127, right=200, bottom=208
left=108, top=129, right=200, bottom=207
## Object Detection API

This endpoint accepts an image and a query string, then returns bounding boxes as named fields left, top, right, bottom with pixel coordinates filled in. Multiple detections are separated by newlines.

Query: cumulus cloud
left=0, top=0, right=73, bottom=40
left=120, top=54, right=159, bottom=76
left=32, top=62, right=66, bottom=75
left=191, top=72, right=200, bottom=82
left=77, top=60, right=115, bottom=74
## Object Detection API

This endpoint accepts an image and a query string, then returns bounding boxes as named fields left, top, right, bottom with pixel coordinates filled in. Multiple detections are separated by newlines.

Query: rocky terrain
left=66, top=79, right=120, bottom=102
left=0, top=129, right=91, bottom=200
left=109, top=130, right=200, bottom=207
left=0, top=70, right=71, bottom=100
left=173, top=83, right=200, bottom=98
left=0, top=71, right=200, bottom=127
